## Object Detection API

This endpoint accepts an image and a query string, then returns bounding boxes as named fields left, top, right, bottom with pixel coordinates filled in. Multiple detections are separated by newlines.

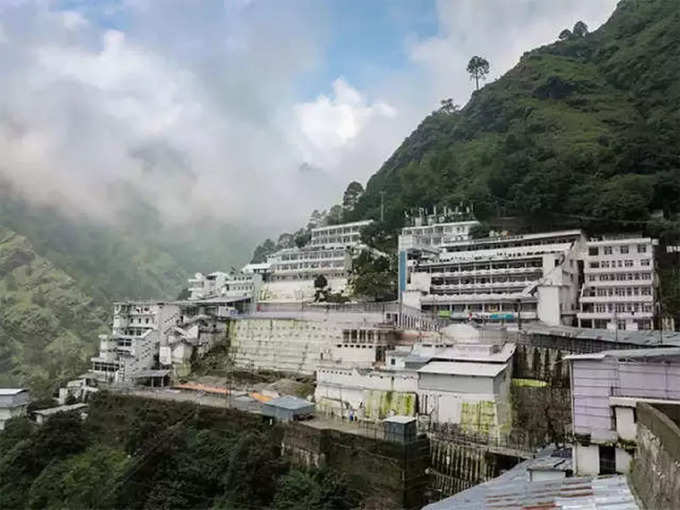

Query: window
left=604, top=246, right=613, bottom=255
left=620, top=245, right=629, bottom=254
left=601, top=261, right=610, bottom=268
left=624, top=260, right=633, bottom=267
left=589, top=247, right=599, bottom=256
left=637, top=244, right=647, bottom=253
left=641, top=259, right=651, bottom=266
left=589, top=262, right=600, bottom=269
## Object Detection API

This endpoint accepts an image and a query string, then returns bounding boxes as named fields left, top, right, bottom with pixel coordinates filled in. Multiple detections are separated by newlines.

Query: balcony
left=580, top=295, right=654, bottom=303
left=576, top=311, right=653, bottom=320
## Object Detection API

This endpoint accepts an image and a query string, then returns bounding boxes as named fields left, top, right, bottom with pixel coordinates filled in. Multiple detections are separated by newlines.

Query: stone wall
left=228, top=318, right=338, bottom=374
left=631, top=403, right=680, bottom=510
left=282, top=423, right=429, bottom=509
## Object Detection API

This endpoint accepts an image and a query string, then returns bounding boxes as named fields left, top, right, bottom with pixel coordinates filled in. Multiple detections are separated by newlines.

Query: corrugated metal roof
left=418, top=361, right=507, bottom=377
left=264, top=395, right=314, bottom=410
left=523, top=323, right=680, bottom=347
left=566, top=347, right=680, bottom=361
left=425, top=474, right=639, bottom=510
left=0, top=388, right=28, bottom=395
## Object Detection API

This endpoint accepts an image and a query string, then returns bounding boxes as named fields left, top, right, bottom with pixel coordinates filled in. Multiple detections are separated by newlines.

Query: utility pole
left=379, top=191, right=385, bottom=223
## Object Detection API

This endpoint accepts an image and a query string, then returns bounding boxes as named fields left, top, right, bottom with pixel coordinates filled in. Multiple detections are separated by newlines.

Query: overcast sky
left=0, top=0, right=618, bottom=234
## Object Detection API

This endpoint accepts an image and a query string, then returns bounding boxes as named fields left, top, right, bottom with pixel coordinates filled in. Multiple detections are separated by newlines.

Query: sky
left=0, top=0, right=619, bottom=235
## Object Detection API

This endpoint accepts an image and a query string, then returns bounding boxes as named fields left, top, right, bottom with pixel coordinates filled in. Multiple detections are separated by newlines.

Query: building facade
left=567, top=348, right=680, bottom=476
left=577, top=237, right=657, bottom=331
left=0, top=388, right=29, bottom=430
left=401, top=230, right=585, bottom=326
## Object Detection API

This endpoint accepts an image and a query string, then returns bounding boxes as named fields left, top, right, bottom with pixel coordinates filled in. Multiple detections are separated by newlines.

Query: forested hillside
left=0, top=226, right=108, bottom=394
left=347, top=0, right=680, bottom=240
left=0, top=183, right=254, bottom=393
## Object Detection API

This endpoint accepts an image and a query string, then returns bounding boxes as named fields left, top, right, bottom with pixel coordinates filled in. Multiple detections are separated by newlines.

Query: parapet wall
left=631, top=403, right=680, bottom=510
left=282, top=422, right=429, bottom=509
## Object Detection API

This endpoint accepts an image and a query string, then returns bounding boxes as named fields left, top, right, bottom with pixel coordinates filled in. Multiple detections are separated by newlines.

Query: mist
left=0, top=0, right=617, bottom=238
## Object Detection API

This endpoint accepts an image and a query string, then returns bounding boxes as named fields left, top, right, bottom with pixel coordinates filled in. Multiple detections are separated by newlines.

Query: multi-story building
left=90, top=301, right=180, bottom=383
left=402, top=230, right=585, bottom=326
left=266, top=246, right=350, bottom=282
left=308, top=219, right=372, bottom=247
left=577, top=237, right=657, bottom=331
left=399, top=206, right=479, bottom=252
left=188, top=271, right=259, bottom=300
left=567, top=348, right=680, bottom=476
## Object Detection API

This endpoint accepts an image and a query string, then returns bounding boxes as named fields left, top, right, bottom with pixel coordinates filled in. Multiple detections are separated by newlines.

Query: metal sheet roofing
left=0, top=388, right=28, bottom=395
left=523, top=323, right=680, bottom=347
left=417, top=361, right=507, bottom=377
left=566, top=347, right=680, bottom=361
left=425, top=474, right=639, bottom=510
left=264, top=395, right=314, bottom=411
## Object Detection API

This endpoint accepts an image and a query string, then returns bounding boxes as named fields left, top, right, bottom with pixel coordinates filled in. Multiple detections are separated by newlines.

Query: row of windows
left=402, top=225, right=471, bottom=236
left=587, top=287, right=653, bottom=297
left=587, top=273, right=652, bottom=282
left=279, top=250, right=346, bottom=262
left=590, top=303, right=653, bottom=313
left=589, top=259, right=651, bottom=269
left=588, top=244, right=648, bottom=256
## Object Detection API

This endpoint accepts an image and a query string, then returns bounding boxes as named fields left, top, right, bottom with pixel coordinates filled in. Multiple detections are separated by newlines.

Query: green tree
left=314, top=274, right=329, bottom=302
left=559, top=29, right=572, bottom=40
left=342, top=182, right=364, bottom=211
left=439, top=98, right=459, bottom=114
left=573, top=20, right=588, bottom=37
left=348, top=251, right=396, bottom=302
left=273, top=469, right=359, bottom=510
left=467, top=56, right=490, bottom=90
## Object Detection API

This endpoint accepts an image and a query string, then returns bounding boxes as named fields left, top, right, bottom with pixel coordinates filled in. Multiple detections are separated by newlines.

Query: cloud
left=0, top=0, right=620, bottom=239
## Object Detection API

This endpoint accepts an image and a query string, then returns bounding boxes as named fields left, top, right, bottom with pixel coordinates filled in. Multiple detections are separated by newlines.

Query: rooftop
left=383, top=415, right=416, bottom=424
left=566, top=347, right=680, bottom=362
left=0, top=388, right=28, bottom=396
left=417, top=361, right=507, bottom=377
left=522, top=323, right=680, bottom=347
left=264, top=395, right=314, bottom=411
left=33, top=403, right=88, bottom=417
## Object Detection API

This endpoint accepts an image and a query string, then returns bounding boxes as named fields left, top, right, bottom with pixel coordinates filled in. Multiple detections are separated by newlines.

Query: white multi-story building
left=577, top=237, right=657, bottom=331
left=267, top=246, right=350, bottom=282
left=308, top=220, right=373, bottom=248
left=188, top=271, right=258, bottom=300
left=402, top=230, right=585, bottom=326
left=90, top=301, right=180, bottom=383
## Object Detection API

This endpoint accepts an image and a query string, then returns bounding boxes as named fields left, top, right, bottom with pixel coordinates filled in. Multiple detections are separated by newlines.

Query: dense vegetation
left=345, top=0, right=680, bottom=243
left=0, top=394, right=359, bottom=510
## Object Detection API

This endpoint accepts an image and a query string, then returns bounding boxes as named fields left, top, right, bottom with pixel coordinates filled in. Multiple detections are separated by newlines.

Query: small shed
left=383, top=415, right=417, bottom=444
left=0, top=388, right=30, bottom=430
left=32, top=403, right=88, bottom=425
left=262, top=395, right=315, bottom=422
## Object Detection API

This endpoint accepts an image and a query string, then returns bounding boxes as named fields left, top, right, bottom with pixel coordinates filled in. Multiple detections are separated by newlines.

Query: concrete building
left=308, top=219, right=372, bottom=248
left=315, top=323, right=515, bottom=435
left=188, top=271, right=260, bottom=301
left=401, top=230, right=585, bottom=326
left=567, top=348, right=680, bottom=476
left=0, top=388, right=29, bottom=430
left=577, top=236, right=657, bottom=331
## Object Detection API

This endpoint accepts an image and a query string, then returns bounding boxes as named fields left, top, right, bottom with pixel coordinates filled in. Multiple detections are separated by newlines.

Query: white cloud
left=294, top=78, right=396, bottom=153
left=0, top=0, right=621, bottom=239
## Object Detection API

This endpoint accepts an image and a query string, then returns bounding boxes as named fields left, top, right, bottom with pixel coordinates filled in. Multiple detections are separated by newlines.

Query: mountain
left=0, top=226, right=108, bottom=394
left=347, top=0, right=680, bottom=240
left=0, top=184, right=255, bottom=394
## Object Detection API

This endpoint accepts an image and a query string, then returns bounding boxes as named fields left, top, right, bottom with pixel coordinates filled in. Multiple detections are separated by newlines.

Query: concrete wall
left=573, top=444, right=599, bottom=475
left=631, top=403, right=680, bottom=510
left=615, top=406, right=637, bottom=441
left=282, top=422, right=429, bottom=509
left=419, top=373, right=495, bottom=394
left=228, top=318, right=336, bottom=374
